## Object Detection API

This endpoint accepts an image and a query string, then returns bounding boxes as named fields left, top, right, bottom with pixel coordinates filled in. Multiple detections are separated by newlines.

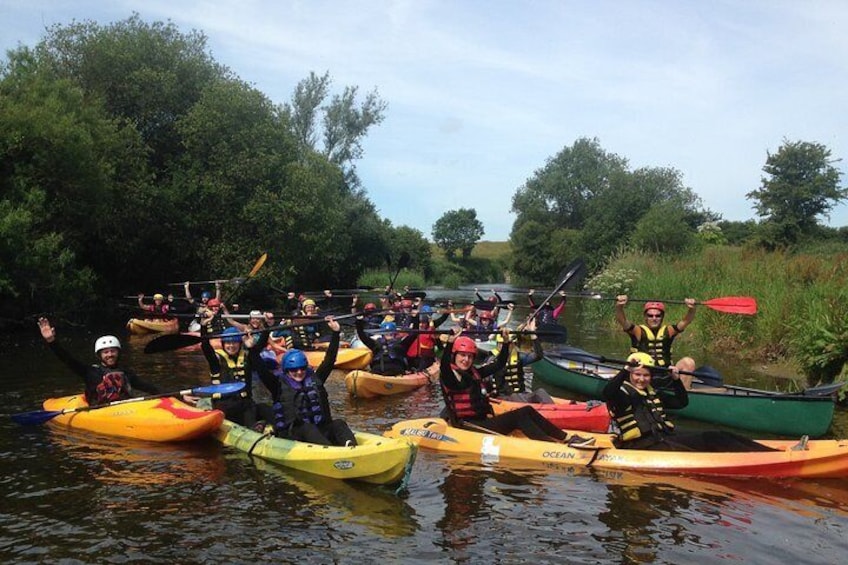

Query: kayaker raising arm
left=37, top=317, right=160, bottom=405
left=439, top=326, right=577, bottom=444
left=615, top=295, right=697, bottom=388
left=252, top=316, right=357, bottom=447
left=602, top=353, right=779, bottom=452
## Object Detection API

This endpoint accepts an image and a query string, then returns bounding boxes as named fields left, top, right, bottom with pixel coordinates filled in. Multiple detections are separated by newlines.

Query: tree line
left=0, top=15, right=434, bottom=323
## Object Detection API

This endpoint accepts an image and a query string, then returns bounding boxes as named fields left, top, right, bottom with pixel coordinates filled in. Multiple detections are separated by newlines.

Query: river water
left=1, top=290, right=847, bottom=563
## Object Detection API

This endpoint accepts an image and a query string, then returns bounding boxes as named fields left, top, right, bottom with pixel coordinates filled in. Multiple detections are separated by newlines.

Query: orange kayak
left=42, top=394, right=224, bottom=442
left=385, top=418, right=848, bottom=478
left=126, top=317, right=179, bottom=335
left=489, top=396, right=611, bottom=433
left=344, top=364, right=439, bottom=398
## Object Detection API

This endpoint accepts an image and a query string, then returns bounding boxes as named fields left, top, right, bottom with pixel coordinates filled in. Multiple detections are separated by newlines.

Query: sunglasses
left=645, top=313, right=664, bottom=319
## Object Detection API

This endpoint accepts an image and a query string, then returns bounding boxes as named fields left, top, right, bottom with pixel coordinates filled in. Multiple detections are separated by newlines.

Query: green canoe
left=532, top=354, right=836, bottom=438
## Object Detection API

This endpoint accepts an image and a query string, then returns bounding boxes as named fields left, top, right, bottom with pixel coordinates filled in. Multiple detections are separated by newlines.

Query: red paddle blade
left=701, top=296, right=757, bottom=315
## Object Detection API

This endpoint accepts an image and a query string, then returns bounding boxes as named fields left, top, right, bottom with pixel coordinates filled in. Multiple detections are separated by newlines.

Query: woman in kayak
left=199, top=324, right=259, bottom=427
left=603, top=353, right=779, bottom=452
left=528, top=289, right=566, bottom=326
left=37, top=317, right=160, bottom=405
left=488, top=317, right=555, bottom=404
left=252, top=316, right=357, bottom=447
left=440, top=326, right=583, bottom=444
left=354, top=318, right=416, bottom=375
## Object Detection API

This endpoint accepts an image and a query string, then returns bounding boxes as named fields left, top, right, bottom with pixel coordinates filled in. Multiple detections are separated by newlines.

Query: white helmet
left=94, top=335, right=122, bottom=354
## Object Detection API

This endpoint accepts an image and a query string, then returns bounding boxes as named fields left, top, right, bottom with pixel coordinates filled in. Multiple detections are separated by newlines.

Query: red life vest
left=441, top=364, right=491, bottom=420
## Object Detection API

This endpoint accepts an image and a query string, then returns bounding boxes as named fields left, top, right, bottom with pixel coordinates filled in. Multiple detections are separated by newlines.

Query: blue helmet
left=221, top=327, right=242, bottom=344
left=380, top=321, right=397, bottom=332
left=420, top=305, right=433, bottom=314
left=201, top=290, right=212, bottom=300
left=282, top=349, right=308, bottom=371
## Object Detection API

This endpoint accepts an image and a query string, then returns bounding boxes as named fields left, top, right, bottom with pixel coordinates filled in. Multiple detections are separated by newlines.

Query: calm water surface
left=1, top=292, right=847, bottom=563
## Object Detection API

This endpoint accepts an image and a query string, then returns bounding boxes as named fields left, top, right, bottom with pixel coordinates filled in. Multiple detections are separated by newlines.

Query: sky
left=2, top=1, right=847, bottom=240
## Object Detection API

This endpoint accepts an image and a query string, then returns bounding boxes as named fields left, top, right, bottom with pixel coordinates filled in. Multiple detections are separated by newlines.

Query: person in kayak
left=137, top=292, right=172, bottom=315
left=440, top=326, right=584, bottom=444
left=355, top=318, right=416, bottom=375
left=528, top=289, right=566, bottom=326
left=602, top=353, right=779, bottom=452
left=199, top=324, right=258, bottom=427
left=252, top=316, right=357, bottom=446
left=615, top=296, right=697, bottom=388
left=37, top=317, right=160, bottom=405
left=405, top=305, right=449, bottom=371
left=489, top=317, right=555, bottom=404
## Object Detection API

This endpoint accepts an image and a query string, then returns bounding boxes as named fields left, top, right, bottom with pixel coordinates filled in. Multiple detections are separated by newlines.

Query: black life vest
left=92, top=367, right=130, bottom=404
left=611, top=381, right=675, bottom=443
left=272, top=370, right=329, bottom=432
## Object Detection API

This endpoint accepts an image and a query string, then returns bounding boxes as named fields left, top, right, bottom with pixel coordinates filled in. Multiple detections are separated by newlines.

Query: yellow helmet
left=302, top=299, right=316, bottom=308
left=627, top=352, right=655, bottom=368
left=153, top=293, right=164, bottom=301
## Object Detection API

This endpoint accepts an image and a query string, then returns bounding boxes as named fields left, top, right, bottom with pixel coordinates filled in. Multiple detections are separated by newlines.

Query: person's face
left=249, top=317, right=263, bottom=329
left=644, top=309, right=664, bottom=329
left=223, top=341, right=241, bottom=356
left=628, top=366, right=652, bottom=390
left=454, top=351, right=474, bottom=371
left=287, top=367, right=307, bottom=382
left=99, top=347, right=120, bottom=368
left=304, top=304, right=316, bottom=315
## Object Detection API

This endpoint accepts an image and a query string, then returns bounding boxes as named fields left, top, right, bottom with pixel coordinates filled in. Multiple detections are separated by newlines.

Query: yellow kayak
left=215, top=419, right=416, bottom=485
left=42, top=394, right=224, bottom=442
left=384, top=418, right=848, bottom=479
left=126, top=317, right=179, bottom=335
left=344, top=363, right=439, bottom=398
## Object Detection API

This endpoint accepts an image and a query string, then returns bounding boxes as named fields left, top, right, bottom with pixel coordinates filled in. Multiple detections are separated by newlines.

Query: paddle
left=144, top=311, right=380, bottom=353
left=167, top=279, right=233, bottom=286
left=386, top=252, right=411, bottom=295
left=367, top=325, right=569, bottom=344
left=548, top=347, right=724, bottom=387
left=11, top=382, right=245, bottom=425
left=526, top=259, right=587, bottom=325
left=565, top=293, right=758, bottom=315
left=211, top=253, right=268, bottom=315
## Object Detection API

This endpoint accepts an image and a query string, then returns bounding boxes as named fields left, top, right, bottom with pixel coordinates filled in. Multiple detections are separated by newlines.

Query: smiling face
left=454, top=351, right=474, bottom=371
left=628, top=366, right=652, bottom=390
left=286, top=367, right=307, bottom=382
left=644, top=309, right=664, bottom=330
left=222, top=341, right=241, bottom=356
left=98, top=347, right=120, bottom=368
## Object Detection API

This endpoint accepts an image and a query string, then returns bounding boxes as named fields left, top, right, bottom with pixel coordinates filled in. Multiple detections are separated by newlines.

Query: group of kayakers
left=37, top=278, right=787, bottom=454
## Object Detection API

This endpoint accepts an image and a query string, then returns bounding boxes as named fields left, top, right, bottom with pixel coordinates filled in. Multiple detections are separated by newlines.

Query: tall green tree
left=747, top=139, right=846, bottom=248
left=284, top=71, right=387, bottom=189
left=432, top=208, right=485, bottom=259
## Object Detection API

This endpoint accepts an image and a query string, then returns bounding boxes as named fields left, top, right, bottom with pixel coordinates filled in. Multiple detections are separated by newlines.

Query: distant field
left=429, top=241, right=511, bottom=260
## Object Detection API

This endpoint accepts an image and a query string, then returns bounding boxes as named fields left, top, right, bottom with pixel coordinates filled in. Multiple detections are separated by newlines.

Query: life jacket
left=441, top=365, right=491, bottom=421
left=92, top=367, right=130, bottom=404
left=407, top=333, right=437, bottom=359
left=611, top=381, right=675, bottom=443
left=284, top=325, right=316, bottom=349
left=372, top=337, right=408, bottom=374
left=630, top=325, right=674, bottom=367
left=272, top=370, right=329, bottom=432
left=491, top=349, right=525, bottom=397
left=536, top=305, right=556, bottom=326
left=212, top=348, right=249, bottom=397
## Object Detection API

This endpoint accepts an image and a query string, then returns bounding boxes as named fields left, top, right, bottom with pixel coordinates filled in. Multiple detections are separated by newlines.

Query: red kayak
left=490, top=396, right=611, bottom=432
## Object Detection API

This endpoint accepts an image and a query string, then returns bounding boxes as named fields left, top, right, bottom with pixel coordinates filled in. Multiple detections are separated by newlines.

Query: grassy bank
left=591, top=246, right=848, bottom=385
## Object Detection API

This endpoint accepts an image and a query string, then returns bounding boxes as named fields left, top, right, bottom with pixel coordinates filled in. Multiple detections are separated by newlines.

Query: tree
left=432, top=208, right=485, bottom=259
left=747, top=139, right=846, bottom=248
left=284, top=71, right=387, bottom=189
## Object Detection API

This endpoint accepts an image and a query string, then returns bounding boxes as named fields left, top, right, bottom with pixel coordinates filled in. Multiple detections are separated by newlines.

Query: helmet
left=627, top=352, right=655, bottom=368
left=401, top=299, right=413, bottom=308
left=153, top=293, right=164, bottom=301
left=453, top=336, right=477, bottom=355
left=282, top=349, right=308, bottom=371
left=420, top=305, right=433, bottom=314
left=380, top=321, right=397, bottom=332
left=94, top=335, right=121, bottom=354
left=221, top=327, right=242, bottom=344
left=201, top=290, right=212, bottom=300
left=487, top=296, right=498, bottom=303
left=363, top=302, right=377, bottom=312
left=207, top=298, right=221, bottom=308
left=479, top=310, right=494, bottom=320
left=302, top=299, right=316, bottom=308
left=249, top=310, right=263, bottom=318
left=643, top=302, right=665, bottom=314
left=392, top=301, right=401, bottom=310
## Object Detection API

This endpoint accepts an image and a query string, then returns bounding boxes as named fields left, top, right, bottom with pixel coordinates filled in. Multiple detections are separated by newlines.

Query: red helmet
left=643, top=301, right=665, bottom=314
left=392, top=300, right=402, bottom=310
left=487, top=296, right=498, bottom=303
left=453, top=336, right=478, bottom=355
left=401, top=299, right=413, bottom=308
left=207, top=298, right=221, bottom=308
left=363, top=302, right=377, bottom=312
left=479, top=310, right=494, bottom=320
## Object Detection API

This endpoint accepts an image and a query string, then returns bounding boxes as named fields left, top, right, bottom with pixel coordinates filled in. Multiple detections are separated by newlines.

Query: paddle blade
left=193, top=382, right=246, bottom=396
left=248, top=253, right=268, bottom=277
left=11, top=409, right=63, bottom=425
left=398, top=251, right=411, bottom=270
left=144, top=333, right=204, bottom=354
left=559, top=259, right=588, bottom=291
left=701, top=296, right=757, bottom=315
left=535, top=323, right=568, bottom=344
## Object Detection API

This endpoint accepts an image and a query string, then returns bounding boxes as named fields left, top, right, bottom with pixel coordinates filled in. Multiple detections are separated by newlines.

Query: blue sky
left=2, top=0, right=847, bottom=240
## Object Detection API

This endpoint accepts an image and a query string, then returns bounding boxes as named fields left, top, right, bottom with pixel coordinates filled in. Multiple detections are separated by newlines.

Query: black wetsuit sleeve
left=355, top=319, right=379, bottom=352
left=439, top=341, right=458, bottom=388
left=315, top=331, right=340, bottom=384
left=432, top=312, right=449, bottom=328
left=601, top=369, right=631, bottom=414
left=249, top=337, right=280, bottom=399
left=47, top=341, right=88, bottom=379
left=200, top=325, right=221, bottom=374
left=478, top=342, right=509, bottom=378
left=661, top=378, right=689, bottom=409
